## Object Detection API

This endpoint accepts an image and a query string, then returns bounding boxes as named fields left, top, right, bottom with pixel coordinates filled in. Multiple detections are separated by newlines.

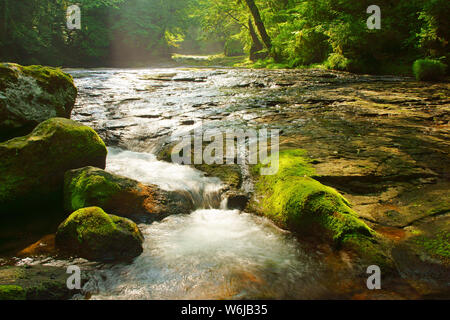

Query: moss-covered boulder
left=55, top=207, right=144, bottom=262
left=251, top=149, right=373, bottom=243
left=64, top=166, right=194, bottom=221
left=251, top=149, right=395, bottom=271
left=0, top=63, right=77, bottom=141
left=0, top=118, right=107, bottom=214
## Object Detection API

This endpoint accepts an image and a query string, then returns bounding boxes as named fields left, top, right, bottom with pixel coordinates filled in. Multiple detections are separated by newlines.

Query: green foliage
left=1, top=0, right=449, bottom=73
left=0, top=0, right=197, bottom=66
left=325, top=53, right=351, bottom=71
left=413, top=59, right=447, bottom=81
left=417, top=0, right=450, bottom=60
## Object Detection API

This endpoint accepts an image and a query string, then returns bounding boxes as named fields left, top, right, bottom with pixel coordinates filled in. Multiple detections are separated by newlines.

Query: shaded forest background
left=0, top=0, right=448, bottom=74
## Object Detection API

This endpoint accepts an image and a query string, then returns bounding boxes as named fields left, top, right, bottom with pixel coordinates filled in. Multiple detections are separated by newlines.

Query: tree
left=243, top=0, right=271, bottom=50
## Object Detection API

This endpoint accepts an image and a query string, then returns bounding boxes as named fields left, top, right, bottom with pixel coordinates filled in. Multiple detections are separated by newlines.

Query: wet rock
left=0, top=63, right=77, bottom=141
left=224, top=191, right=249, bottom=211
left=56, top=207, right=144, bottom=262
left=156, top=140, right=242, bottom=190
left=0, top=118, right=107, bottom=216
left=64, top=166, right=194, bottom=222
left=0, top=265, right=82, bottom=300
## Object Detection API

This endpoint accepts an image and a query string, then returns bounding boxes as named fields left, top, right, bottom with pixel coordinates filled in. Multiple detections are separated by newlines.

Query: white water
left=106, top=147, right=223, bottom=208
left=81, top=148, right=326, bottom=300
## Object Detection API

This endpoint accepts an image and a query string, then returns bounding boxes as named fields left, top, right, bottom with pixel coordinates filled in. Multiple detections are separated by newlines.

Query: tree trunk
left=248, top=18, right=266, bottom=61
left=244, top=0, right=271, bottom=50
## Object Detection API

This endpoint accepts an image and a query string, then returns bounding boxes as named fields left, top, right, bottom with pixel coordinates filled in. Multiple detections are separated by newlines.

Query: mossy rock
left=64, top=166, right=194, bottom=221
left=251, top=149, right=373, bottom=244
left=0, top=285, right=26, bottom=300
left=0, top=265, right=80, bottom=300
left=0, top=63, right=77, bottom=141
left=0, top=118, right=107, bottom=215
left=56, top=207, right=144, bottom=262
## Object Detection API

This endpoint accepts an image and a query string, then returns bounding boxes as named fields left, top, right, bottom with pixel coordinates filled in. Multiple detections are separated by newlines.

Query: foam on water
left=106, top=147, right=223, bottom=208
left=86, top=209, right=324, bottom=300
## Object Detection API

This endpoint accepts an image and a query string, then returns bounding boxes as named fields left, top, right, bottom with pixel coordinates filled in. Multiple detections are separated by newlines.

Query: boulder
left=56, top=207, right=144, bottom=262
left=64, top=166, right=194, bottom=221
left=0, top=118, right=107, bottom=214
left=250, top=149, right=373, bottom=243
left=0, top=63, right=77, bottom=141
left=250, top=149, right=395, bottom=272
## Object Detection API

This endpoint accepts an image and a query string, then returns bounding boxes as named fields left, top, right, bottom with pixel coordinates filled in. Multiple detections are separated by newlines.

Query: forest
left=0, top=0, right=448, bottom=74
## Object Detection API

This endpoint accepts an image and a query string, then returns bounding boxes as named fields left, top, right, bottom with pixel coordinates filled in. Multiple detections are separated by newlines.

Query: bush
left=413, top=59, right=447, bottom=81
left=325, top=53, right=351, bottom=71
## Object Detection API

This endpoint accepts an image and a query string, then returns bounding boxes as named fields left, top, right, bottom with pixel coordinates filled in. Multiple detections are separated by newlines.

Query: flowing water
left=78, top=146, right=328, bottom=300
left=67, top=68, right=338, bottom=299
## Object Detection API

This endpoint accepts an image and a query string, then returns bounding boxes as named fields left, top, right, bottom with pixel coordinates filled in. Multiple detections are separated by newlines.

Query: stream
left=66, top=67, right=334, bottom=299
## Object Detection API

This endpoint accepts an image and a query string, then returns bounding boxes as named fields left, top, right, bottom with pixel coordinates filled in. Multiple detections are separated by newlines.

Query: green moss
left=342, top=234, right=394, bottom=272
left=58, top=207, right=118, bottom=244
left=0, top=285, right=26, bottom=300
left=56, top=207, right=144, bottom=261
left=413, top=59, right=447, bottom=81
left=14, top=64, right=74, bottom=93
left=252, top=149, right=372, bottom=244
left=413, top=231, right=450, bottom=260
left=67, top=170, right=121, bottom=212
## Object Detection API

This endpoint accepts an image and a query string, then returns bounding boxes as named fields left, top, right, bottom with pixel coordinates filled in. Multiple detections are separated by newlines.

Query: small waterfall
left=106, top=147, right=223, bottom=209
